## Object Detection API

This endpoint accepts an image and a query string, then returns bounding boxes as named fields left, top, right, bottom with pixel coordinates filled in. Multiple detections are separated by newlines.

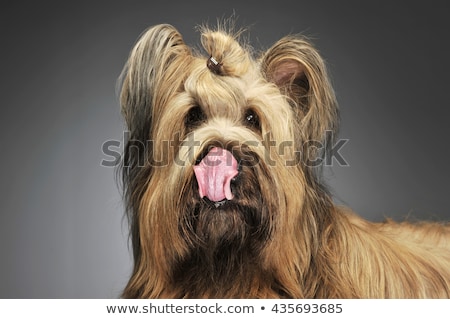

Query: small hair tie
left=207, top=56, right=222, bottom=74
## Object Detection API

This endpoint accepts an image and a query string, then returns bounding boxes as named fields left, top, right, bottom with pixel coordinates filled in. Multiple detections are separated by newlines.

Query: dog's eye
left=185, top=105, right=206, bottom=128
left=244, top=109, right=261, bottom=131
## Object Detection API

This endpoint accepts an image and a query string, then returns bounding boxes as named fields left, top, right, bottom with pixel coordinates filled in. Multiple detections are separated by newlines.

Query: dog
left=118, top=23, right=450, bottom=298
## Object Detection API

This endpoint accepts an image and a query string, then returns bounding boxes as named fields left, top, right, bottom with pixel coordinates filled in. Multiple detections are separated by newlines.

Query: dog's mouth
left=203, top=198, right=230, bottom=208
left=193, top=147, right=239, bottom=204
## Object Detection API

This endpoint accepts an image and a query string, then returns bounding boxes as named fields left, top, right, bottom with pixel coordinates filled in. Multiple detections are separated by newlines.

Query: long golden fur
left=119, top=22, right=450, bottom=298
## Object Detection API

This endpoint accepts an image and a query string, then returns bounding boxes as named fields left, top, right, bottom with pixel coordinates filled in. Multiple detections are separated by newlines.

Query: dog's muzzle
left=193, top=147, right=239, bottom=202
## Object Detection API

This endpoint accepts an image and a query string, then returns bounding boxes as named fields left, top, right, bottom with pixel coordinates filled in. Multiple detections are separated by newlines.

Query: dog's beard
left=172, top=147, right=277, bottom=292
left=180, top=147, right=273, bottom=252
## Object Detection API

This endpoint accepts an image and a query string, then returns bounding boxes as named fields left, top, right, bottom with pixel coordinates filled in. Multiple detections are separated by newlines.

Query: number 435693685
left=271, top=303, right=343, bottom=314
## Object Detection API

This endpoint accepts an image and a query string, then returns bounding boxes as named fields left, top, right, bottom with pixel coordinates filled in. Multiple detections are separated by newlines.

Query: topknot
left=200, top=26, right=251, bottom=77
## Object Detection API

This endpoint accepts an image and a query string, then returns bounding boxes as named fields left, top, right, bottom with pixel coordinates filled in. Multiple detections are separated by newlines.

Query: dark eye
left=185, top=105, right=206, bottom=129
left=244, top=109, right=261, bottom=131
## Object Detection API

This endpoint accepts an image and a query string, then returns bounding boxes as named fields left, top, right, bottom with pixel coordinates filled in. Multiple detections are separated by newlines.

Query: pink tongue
left=193, top=147, right=239, bottom=202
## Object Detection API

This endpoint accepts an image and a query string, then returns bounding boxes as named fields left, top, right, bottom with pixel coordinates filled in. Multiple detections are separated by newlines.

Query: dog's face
left=120, top=24, right=338, bottom=296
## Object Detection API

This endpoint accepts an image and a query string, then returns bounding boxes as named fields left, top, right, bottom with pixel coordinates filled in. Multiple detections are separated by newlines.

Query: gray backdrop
left=1, top=1, right=449, bottom=298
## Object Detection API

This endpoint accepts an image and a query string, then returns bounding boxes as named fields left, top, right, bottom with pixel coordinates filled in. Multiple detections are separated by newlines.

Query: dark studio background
left=1, top=1, right=449, bottom=298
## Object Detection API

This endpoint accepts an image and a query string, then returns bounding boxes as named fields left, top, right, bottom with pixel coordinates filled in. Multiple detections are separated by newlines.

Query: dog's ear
left=120, top=24, right=191, bottom=140
left=260, top=36, right=338, bottom=145
left=119, top=25, right=191, bottom=263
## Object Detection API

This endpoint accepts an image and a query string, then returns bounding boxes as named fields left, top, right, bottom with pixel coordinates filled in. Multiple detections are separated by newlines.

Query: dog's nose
left=193, top=147, right=239, bottom=202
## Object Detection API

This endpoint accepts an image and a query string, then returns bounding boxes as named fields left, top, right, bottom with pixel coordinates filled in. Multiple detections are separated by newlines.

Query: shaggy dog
left=118, top=23, right=450, bottom=298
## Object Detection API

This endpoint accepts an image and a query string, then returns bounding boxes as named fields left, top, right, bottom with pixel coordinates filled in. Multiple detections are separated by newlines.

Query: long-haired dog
left=118, top=23, right=450, bottom=298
